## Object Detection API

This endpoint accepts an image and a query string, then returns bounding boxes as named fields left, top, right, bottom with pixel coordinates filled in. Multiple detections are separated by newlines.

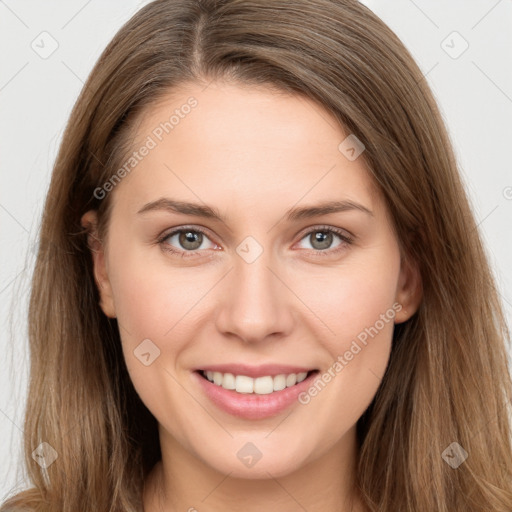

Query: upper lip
left=196, top=364, right=317, bottom=379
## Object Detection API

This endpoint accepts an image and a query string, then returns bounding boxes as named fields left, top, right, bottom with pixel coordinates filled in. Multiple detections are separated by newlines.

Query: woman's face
left=85, top=81, right=420, bottom=478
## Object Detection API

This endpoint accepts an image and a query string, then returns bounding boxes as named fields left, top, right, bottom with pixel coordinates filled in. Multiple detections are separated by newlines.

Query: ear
left=394, top=254, right=422, bottom=324
left=81, top=210, right=117, bottom=318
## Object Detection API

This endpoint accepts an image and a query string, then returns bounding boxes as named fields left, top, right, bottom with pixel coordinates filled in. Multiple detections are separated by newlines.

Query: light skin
left=82, top=80, right=422, bottom=512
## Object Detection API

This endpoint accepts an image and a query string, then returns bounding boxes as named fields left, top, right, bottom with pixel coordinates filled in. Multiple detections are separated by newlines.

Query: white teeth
left=213, top=371, right=223, bottom=386
left=202, top=370, right=311, bottom=394
left=273, top=374, right=287, bottom=391
left=235, top=375, right=254, bottom=393
left=286, top=373, right=297, bottom=387
left=221, top=372, right=236, bottom=390
left=254, top=376, right=274, bottom=395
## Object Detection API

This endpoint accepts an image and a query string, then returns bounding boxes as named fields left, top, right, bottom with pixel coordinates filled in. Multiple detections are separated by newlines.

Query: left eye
left=296, top=228, right=351, bottom=251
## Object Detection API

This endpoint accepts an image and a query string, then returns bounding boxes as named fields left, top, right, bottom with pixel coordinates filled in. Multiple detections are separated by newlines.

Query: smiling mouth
left=198, top=369, right=318, bottom=395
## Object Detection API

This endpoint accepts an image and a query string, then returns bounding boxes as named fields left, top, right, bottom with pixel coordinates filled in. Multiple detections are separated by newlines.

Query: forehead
left=110, top=81, right=379, bottom=218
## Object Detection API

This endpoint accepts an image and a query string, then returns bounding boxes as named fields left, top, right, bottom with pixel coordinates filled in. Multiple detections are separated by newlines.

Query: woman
left=2, top=0, right=511, bottom=510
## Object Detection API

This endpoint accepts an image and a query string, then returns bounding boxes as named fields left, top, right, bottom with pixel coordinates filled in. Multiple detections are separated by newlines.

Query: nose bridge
left=214, top=237, right=294, bottom=343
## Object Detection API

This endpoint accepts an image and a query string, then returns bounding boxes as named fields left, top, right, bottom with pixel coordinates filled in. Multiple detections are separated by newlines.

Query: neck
left=143, top=425, right=365, bottom=512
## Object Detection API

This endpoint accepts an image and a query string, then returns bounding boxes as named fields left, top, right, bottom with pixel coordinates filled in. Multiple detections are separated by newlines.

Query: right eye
left=158, top=227, right=219, bottom=256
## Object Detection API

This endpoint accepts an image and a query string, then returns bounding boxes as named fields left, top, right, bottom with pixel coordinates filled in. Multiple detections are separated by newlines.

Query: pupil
left=312, top=231, right=332, bottom=250
left=180, top=231, right=202, bottom=250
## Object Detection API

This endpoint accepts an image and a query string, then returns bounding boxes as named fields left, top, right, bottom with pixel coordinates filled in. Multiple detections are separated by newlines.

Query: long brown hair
left=2, top=0, right=512, bottom=510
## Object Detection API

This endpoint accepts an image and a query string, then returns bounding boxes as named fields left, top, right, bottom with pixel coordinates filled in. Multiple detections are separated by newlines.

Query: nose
left=214, top=247, right=295, bottom=344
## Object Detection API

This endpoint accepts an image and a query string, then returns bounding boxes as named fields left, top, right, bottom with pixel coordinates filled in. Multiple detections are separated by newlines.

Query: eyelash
left=157, top=225, right=354, bottom=258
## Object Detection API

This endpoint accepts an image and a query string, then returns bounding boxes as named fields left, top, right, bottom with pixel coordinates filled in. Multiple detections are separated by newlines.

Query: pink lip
left=196, top=363, right=315, bottom=379
left=193, top=369, right=319, bottom=420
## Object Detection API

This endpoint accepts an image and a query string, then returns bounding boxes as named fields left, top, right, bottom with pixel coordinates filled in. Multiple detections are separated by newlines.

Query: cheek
left=108, top=242, right=203, bottom=341
left=105, top=242, right=195, bottom=397
left=106, top=246, right=203, bottom=437
left=288, top=245, right=401, bottom=352
left=288, top=244, right=401, bottom=422
left=291, top=249, right=400, bottom=444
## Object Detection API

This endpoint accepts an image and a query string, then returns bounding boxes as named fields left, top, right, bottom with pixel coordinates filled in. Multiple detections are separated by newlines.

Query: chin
left=196, top=437, right=314, bottom=479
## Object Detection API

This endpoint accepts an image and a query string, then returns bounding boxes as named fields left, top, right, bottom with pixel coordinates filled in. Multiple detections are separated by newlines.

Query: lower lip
left=193, top=370, right=319, bottom=420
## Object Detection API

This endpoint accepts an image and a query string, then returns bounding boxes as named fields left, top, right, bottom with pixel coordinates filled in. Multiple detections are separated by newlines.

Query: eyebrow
left=137, top=198, right=373, bottom=221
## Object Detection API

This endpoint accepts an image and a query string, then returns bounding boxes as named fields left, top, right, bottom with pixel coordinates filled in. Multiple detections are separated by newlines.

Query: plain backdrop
left=1, top=0, right=511, bottom=501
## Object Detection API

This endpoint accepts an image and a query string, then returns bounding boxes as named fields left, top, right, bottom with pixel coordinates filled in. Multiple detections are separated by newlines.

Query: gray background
left=1, top=0, right=511, bottom=500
